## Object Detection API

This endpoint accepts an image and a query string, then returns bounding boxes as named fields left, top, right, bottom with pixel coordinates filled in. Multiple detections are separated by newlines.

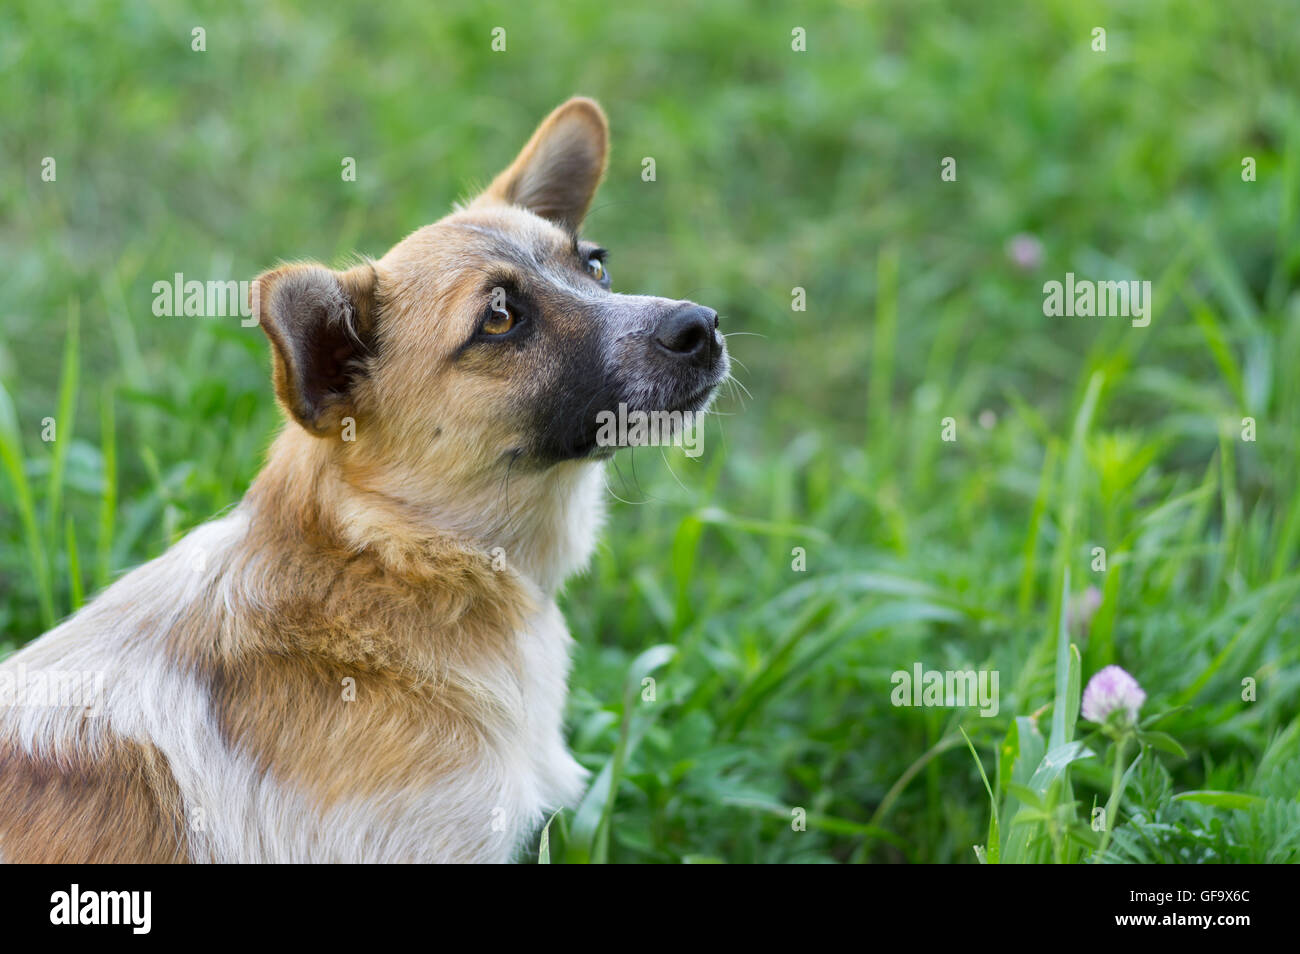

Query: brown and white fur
left=0, top=98, right=727, bottom=863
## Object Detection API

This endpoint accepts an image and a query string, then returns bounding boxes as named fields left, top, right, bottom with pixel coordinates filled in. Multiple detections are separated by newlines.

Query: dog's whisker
left=610, top=453, right=632, bottom=499
left=500, top=447, right=522, bottom=526
left=658, top=446, right=695, bottom=495
left=628, top=443, right=649, bottom=499
left=602, top=464, right=651, bottom=505
left=723, top=371, right=753, bottom=404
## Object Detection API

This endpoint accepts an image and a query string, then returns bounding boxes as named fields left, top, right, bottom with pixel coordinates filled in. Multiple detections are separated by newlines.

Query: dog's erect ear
left=474, top=97, right=609, bottom=230
left=251, top=262, right=378, bottom=436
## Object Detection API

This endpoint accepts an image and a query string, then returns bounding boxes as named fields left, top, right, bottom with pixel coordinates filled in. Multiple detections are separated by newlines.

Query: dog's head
left=253, top=98, right=727, bottom=528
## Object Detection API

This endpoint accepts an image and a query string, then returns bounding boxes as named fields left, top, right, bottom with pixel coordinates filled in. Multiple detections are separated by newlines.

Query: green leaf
left=1006, top=782, right=1046, bottom=811
left=1137, top=731, right=1188, bottom=760
left=960, top=726, right=999, bottom=864
left=624, top=644, right=678, bottom=696
left=1026, top=741, right=1095, bottom=793
left=1173, top=791, right=1266, bottom=811
left=538, top=809, right=562, bottom=864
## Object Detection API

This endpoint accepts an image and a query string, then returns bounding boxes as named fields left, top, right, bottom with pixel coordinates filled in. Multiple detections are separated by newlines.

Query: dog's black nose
left=654, top=304, right=718, bottom=364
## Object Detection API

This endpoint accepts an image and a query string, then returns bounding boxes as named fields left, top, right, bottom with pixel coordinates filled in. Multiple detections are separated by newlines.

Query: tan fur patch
left=0, top=733, right=189, bottom=863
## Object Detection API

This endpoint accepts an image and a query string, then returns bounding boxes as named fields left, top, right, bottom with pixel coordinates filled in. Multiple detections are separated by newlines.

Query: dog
left=0, top=97, right=727, bottom=862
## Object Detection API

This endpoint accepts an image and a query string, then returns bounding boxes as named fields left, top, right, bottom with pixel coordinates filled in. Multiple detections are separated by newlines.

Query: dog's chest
left=306, top=602, right=586, bottom=863
left=508, top=601, right=589, bottom=816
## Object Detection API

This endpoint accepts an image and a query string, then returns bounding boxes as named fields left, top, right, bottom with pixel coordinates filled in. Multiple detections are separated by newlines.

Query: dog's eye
left=482, top=305, right=516, bottom=335
left=586, top=256, right=605, bottom=281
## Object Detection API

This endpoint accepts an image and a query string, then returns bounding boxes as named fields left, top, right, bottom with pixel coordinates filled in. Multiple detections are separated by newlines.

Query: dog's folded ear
left=250, top=262, right=378, bottom=436
left=474, top=97, right=609, bottom=231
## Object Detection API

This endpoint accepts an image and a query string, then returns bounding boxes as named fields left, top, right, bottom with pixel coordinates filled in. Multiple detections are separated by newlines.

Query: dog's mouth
left=530, top=331, right=730, bottom=465
left=576, top=374, right=724, bottom=460
left=670, top=381, right=719, bottom=414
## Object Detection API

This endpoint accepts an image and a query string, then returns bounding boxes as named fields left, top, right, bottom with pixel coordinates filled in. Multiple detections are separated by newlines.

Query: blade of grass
left=869, top=243, right=899, bottom=442
left=960, top=726, right=1000, bottom=864
left=1049, top=371, right=1103, bottom=748
left=46, top=298, right=80, bottom=560
left=64, top=515, right=84, bottom=611
left=95, top=381, right=117, bottom=591
left=537, top=808, right=562, bottom=864
left=0, top=382, right=55, bottom=628
left=1018, top=442, right=1058, bottom=616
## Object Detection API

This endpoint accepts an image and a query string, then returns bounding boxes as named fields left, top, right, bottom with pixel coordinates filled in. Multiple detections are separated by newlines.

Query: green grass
left=2, top=0, right=1298, bottom=863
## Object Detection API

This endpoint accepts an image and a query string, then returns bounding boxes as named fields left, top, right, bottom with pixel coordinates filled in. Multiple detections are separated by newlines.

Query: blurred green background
left=2, top=0, right=1298, bottom=862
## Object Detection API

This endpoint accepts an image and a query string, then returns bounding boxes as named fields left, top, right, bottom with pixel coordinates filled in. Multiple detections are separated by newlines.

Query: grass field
left=2, top=0, right=1298, bottom=862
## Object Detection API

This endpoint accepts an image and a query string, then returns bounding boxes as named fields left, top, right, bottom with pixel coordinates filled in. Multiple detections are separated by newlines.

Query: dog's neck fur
left=247, top=426, right=604, bottom=597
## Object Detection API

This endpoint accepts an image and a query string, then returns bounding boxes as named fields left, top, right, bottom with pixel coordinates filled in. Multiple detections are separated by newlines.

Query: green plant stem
left=1098, top=735, right=1132, bottom=857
